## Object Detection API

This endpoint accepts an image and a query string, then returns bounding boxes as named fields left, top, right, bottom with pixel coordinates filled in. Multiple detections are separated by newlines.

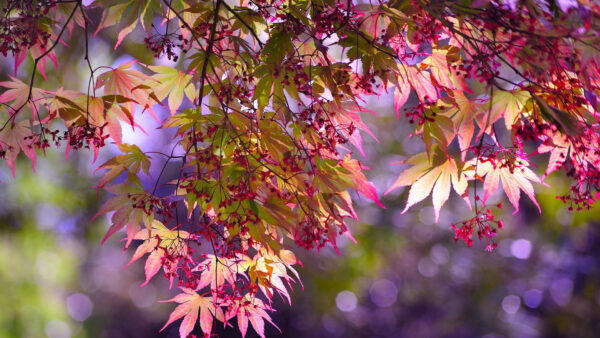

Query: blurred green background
left=1, top=9, right=600, bottom=338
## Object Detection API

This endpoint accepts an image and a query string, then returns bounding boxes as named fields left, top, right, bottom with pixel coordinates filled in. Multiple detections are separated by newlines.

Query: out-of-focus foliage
left=0, top=152, right=181, bottom=338
left=0, top=148, right=92, bottom=337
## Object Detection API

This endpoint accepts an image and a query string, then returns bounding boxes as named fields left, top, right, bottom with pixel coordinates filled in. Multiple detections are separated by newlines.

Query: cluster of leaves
left=1, top=0, right=600, bottom=337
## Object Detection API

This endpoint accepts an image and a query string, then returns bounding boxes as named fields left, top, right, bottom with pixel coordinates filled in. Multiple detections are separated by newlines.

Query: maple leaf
left=124, top=220, right=190, bottom=286
left=94, top=1, right=162, bottom=49
left=160, top=288, right=221, bottom=337
left=92, top=146, right=156, bottom=259
left=536, top=128, right=572, bottom=178
left=253, top=73, right=273, bottom=115
left=143, top=250, right=163, bottom=287
left=393, top=64, right=448, bottom=120
left=480, top=89, right=530, bottom=132
left=239, top=248, right=301, bottom=306
left=386, top=148, right=469, bottom=222
left=44, top=87, right=85, bottom=124
left=466, top=155, right=546, bottom=214
left=533, top=94, right=583, bottom=138
left=537, top=126, right=600, bottom=181
left=423, top=46, right=468, bottom=92
left=0, top=76, right=46, bottom=120
left=125, top=229, right=159, bottom=266
left=80, top=95, right=130, bottom=145
left=193, top=255, right=239, bottom=292
left=328, top=100, right=379, bottom=158
left=95, top=60, right=160, bottom=121
left=45, top=89, right=132, bottom=161
left=235, top=296, right=279, bottom=338
left=0, top=120, right=37, bottom=177
left=13, top=40, right=58, bottom=80
left=148, top=65, right=197, bottom=115
left=398, top=65, right=438, bottom=103
left=92, top=180, right=149, bottom=245
left=96, top=143, right=151, bottom=187
left=340, top=154, right=385, bottom=209
left=393, top=81, right=411, bottom=119
left=439, top=91, right=480, bottom=160
left=94, top=2, right=131, bottom=37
